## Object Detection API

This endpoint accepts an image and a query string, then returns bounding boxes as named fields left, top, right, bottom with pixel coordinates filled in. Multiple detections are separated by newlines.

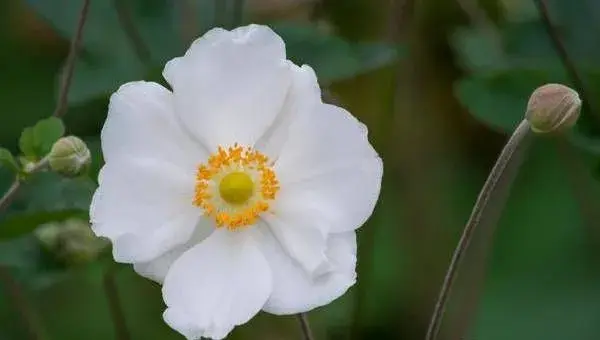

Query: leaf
left=33, top=117, right=65, bottom=156
left=18, top=118, right=65, bottom=160
left=0, top=148, right=19, bottom=173
left=271, top=23, right=400, bottom=84
left=19, top=127, right=36, bottom=159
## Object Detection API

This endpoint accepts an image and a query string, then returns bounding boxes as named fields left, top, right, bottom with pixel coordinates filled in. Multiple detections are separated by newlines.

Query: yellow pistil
left=219, top=172, right=254, bottom=205
left=193, top=144, right=279, bottom=230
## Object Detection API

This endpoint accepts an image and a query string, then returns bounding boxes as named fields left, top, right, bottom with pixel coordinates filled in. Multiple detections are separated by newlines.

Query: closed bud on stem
left=526, top=83, right=581, bottom=133
left=48, top=136, right=91, bottom=177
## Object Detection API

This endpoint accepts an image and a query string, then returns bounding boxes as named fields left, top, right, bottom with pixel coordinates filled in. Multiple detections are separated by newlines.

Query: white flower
left=90, top=24, right=382, bottom=340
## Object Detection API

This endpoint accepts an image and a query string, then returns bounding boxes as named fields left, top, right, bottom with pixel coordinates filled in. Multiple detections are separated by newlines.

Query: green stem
left=0, top=180, right=21, bottom=214
left=424, top=120, right=532, bottom=340
left=0, top=157, right=49, bottom=214
left=53, top=0, right=91, bottom=118
left=296, top=313, right=315, bottom=340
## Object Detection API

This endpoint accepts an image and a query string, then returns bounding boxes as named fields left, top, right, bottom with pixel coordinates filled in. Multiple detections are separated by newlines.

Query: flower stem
left=53, top=0, right=91, bottom=118
left=0, top=157, right=49, bottom=214
left=0, top=180, right=22, bottom=214
left=424, top=120, right=532, bottom=340
left=296, top=313, right=315, bottom=340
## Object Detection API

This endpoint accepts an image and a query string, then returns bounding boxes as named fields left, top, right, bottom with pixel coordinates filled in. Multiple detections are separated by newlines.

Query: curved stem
left=424, top=120, right=532, bottom=340
left=0, top=180, right=22, bottom=214
left=297, top=313, right=315, bottom=340
left=0, top=157, right=49, bottom=214
left=53, top=0, right=91, bottom=118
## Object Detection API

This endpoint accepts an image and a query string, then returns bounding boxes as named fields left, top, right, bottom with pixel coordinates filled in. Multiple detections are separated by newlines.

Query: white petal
left=163, top=24, right=292, bottom=150
left=133, top=222, right=214, bottom=283
left=133, top=246, right=183, bottom=284
left=103, top=81, right=206, bottom=167
left=252, top=226, right=357, bottom=315
left=262, top=199, right=331, bottom=278
left=275, top=102, right=380, bottom=181
left=90, top=158, right=200, bottom=262
left=255, top=64, right=321, bottom=159
left=162, top=229, right=272, bottom=340
left=274, top=103, right=383, bottom=232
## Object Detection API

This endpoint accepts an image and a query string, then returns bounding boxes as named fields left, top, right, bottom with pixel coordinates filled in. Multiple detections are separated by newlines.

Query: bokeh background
left=2, top=0, right=600, bottom=339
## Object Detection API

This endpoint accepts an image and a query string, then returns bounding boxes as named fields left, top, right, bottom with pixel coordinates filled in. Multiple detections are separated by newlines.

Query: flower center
left=219, top=172, right=254, bottom=205
left=193, top=144, right=279, bottom=230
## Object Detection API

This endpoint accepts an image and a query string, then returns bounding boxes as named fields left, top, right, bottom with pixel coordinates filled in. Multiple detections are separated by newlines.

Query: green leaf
left=0, top=148, right=19, bottom=173
left=33, top=117, right=65, bottom=156
left=271, top=23, right=400, bottom=84
left=18, top=118, right=65, bottom=160
left=19, top=127, right=36, bottom=159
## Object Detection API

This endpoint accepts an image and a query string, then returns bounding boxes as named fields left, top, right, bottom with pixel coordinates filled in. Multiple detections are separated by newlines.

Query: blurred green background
left=2, top=0, right=600, bottom=339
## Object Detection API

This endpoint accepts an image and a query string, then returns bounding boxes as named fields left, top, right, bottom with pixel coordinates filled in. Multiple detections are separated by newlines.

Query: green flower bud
left=35, top=218, right=109, bottom=266
left=525, top=83, right=581, bottom=134
left=48, top=136, right=91, bottom=177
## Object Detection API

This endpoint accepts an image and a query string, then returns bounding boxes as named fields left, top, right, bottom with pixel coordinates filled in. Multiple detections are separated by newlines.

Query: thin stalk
left=0, top=2, right=90, bottom=336
left=296, top=313, right=315, bottom=340
left=0, top=157, right=49, bottom=214
left=53, top=0, right=91, bottom=118
left=103, top=267, right=130, bottom=340
left=0, top=180, right=22, bottom=214
left=425, top=120, right=532, bottom=340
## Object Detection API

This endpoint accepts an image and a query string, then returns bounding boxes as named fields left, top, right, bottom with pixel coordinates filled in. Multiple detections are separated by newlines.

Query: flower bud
left=525, top=83, right=581, bottom=133
left=48, top=136, right=91, bottom=177
left=35, top=218, right=109, bottom=266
